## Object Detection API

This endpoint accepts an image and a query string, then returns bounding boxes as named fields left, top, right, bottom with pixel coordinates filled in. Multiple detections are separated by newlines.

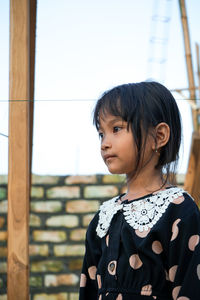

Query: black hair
left=93, top=81, right=182, bottom=184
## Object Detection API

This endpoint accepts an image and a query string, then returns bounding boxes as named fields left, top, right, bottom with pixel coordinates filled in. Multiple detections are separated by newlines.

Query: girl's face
left=98, top=112, right=137, bottom=175
left=98, top=112, right=155, bottom=177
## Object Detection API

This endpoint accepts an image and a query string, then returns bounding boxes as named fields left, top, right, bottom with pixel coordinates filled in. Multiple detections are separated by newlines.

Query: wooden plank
left=184, top=132, right=200, bottom=207
left=196, top=43, right=200, bottom=135
left=8, top=0, right=32, bottom=299
left=178, top=0, right=198, bottom=131
left=29, top=0, right=37, bottom=175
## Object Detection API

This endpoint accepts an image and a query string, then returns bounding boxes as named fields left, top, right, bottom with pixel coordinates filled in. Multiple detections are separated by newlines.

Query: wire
left=0, top=133, right=8, bottom=138
left=0, top=99, right=96, bottom=102
left=0, top=98, right=200, bottom=102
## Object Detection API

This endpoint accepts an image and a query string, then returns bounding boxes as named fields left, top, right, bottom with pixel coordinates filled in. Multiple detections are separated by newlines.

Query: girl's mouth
left=104, top=154, right=117, bottom=162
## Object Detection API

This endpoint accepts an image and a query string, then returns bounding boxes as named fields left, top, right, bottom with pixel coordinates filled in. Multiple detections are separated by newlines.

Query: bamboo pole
left=178, top=0, right=198, bottom=131
left=8, top=0, right=36, bottom=299
left=196, top=43, right=200, bottom=134
left=184, top=132, right=200, bottom=207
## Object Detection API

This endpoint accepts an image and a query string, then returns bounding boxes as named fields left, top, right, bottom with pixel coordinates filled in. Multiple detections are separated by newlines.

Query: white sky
left=0, top=0, right=200, bottom=175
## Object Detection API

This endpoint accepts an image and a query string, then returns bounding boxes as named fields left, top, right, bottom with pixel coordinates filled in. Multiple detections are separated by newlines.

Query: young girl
left=79, top=82, right=200, bottom=300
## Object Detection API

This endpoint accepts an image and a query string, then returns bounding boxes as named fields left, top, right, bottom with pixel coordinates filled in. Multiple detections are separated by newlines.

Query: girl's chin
left=107, top=167, right=126, bottom=175
left=107, top=166, right=135, bottom=175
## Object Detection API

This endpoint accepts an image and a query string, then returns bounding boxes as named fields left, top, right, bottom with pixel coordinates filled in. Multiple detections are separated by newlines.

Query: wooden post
left=8, top=0, right=36, bottom=299
left=184, top=132, right=200, bottom=206
left=179, top=0, right=198, bottom=131
left=29, top=0, right=37, bottom=171
left=196, top=43, right=200, bottom=135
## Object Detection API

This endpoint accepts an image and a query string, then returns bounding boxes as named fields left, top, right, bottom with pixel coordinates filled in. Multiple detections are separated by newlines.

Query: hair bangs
left=93, top=84, right=137, bottom=130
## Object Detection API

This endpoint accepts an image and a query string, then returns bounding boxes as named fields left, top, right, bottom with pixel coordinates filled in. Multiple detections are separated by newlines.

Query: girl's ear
left=153, top=122, right=170, bottom=150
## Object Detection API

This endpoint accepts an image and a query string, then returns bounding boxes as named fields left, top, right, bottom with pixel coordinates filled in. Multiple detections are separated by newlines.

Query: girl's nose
left=101, top=136, right=111, bottom=151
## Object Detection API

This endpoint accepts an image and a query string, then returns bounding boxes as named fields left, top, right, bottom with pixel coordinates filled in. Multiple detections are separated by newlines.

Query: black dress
left=79, top=187, right=200, bottom=300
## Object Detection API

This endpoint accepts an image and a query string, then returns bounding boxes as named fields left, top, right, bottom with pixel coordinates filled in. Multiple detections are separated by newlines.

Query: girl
left=79, top=82, right=200, bottom=300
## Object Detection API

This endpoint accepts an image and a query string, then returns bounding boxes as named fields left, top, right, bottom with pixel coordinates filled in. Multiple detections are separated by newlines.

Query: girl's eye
left=98, top=132, right=104, bottom=139
left=113, top=126, right=122, bottom=133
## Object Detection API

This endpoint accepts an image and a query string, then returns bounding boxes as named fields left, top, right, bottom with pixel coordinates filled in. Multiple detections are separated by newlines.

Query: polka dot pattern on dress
left=97, top=274, right=102, bottom=289
left=106, top=234, right=109, bottom=247
left=172, top=196, right=184, bottom=205
left=172, top=286, right=181, bottom=300
left=188, top=235, right=200, bottom=251
left=169, top=265, right=178, bottom=282
left=135, top=228, right=150, bottom=238
left=129, top=254, right=143, bottom=269
left=141, top=284, right=152, bottom=296
left=197, top=264, right=200, bottom=280
left=171, top=219, right=181, bottom=241
left=88, top=266, right=97, bottom=280
left=108, top=260, right=117, bottom=275
left=80, top=273, right=87, bottom=287
left=152, top=241, right=163, bottom=254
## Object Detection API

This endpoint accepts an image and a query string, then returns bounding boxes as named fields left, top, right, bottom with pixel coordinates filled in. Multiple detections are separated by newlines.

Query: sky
left=0, top=0, right=200, bottom=175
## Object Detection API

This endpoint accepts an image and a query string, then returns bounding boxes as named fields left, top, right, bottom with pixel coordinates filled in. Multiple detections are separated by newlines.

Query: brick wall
left=0, top=174, right=127, bottom=300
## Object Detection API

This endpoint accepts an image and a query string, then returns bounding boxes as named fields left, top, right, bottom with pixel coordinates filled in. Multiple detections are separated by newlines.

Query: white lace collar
left=96, top=187, right=184, bottom=238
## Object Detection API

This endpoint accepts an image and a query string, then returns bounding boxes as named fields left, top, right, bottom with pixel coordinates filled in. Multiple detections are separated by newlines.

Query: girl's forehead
left=99, top=113, right=124, bottom=127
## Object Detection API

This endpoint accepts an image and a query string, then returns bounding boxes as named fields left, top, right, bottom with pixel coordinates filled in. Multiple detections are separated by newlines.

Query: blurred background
left=1, top=1, right=200, bottom=299
left=1, top=0, right=199, bottom=176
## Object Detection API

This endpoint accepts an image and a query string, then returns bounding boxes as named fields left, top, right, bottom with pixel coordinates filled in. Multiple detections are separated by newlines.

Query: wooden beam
left=29, top=0, right=37, bottom=174
left=196, top=43, right=200, bottom=134
left=184, top=132, right=200, bottom=207
left=7, top=0, right=36, bottom=299
left=179, top=0, right=198, bottom=131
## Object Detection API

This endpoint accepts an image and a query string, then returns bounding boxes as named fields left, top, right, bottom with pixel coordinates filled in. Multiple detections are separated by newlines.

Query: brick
left=47, top=186, right=80, bottom=199
left=0, top=295, right=7, bottom=300
left=69, top=293, right=79, bottom=300
left=30, top=214, right=41, bottom=227
left=66, top=200, right=99, bottom=213
left=33, top=293, right=68, bottom=300
left=102, top=174, right=125, bottom=183
left=65, top=175, right=96, bottom=184
left=32, top=174, right=60, bottom=185
left=0, top=175, right=8, bottom=184
left=0, top=217, right=5, bottom=228
left=84, top=185, right=118, bottom=198
left=0, top=200, right=7, bottom=213
left=31, top=260, right=64, bottom=272
left=0, top=247, right=7, bottom=257
left=0, top=231, right=7, bottom=241
left=33, top=230, right=67, bottom=242
left=31, top=201, right=62, bottom=213
left=68, top=259, right=83, bottom=271
left=0, top=188, right=6, bottom=200
left=54, top=245, right=85, bottom=257
left=30, top=276, right=43, bottom=288
left=45, top=274, right=79, bottom=287
left=31, top=186, right=44, bottom=198
left=82, top=214, right=95, bottom=227
left=29, top=244, right=49, bottom=256
left=70, top=229, right=86, bottom=241
left=46, top=215, right=79, bottom=228
left=0, top=262, right=7, bottom=273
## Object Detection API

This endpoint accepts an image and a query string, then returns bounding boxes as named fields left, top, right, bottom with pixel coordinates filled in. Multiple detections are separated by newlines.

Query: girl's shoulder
left=94, top=187, right=199, bottom=237
left=167, top=189, right=200, bottom=223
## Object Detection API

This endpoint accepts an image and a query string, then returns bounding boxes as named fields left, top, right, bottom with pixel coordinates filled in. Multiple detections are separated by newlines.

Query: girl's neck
left=122, top=168, right=168, bottom=201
